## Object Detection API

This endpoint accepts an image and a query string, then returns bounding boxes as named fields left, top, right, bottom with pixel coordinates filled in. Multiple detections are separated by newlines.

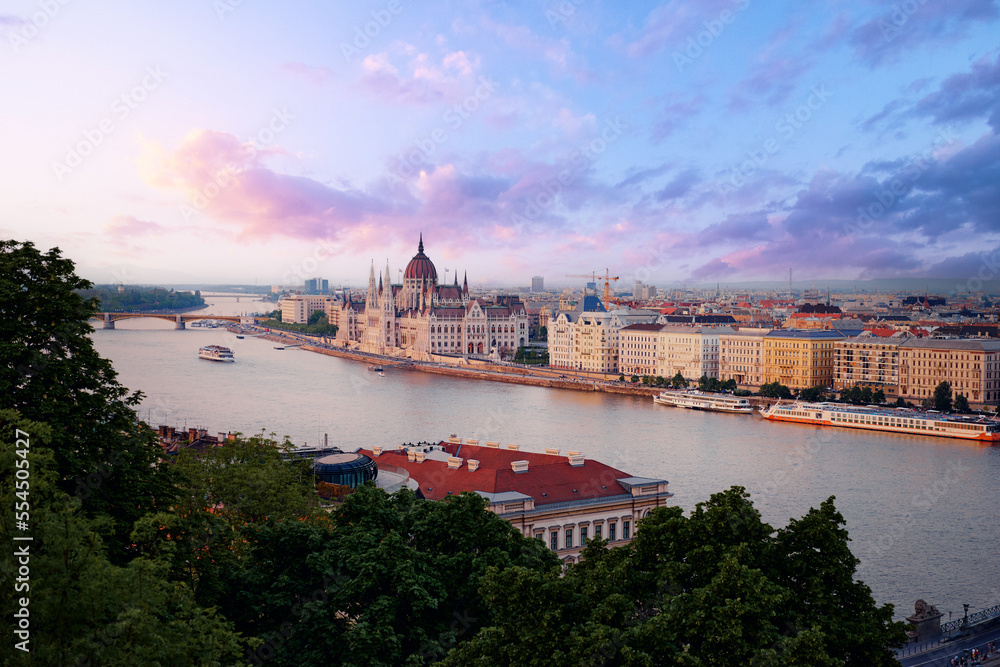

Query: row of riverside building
left=549, top=304, right=1000, bottom=407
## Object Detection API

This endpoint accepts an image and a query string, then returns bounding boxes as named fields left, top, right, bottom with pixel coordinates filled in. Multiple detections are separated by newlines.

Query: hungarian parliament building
left=333, top=236, right=529, bottom=359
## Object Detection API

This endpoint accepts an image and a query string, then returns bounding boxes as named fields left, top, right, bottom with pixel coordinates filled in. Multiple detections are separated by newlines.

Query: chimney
left=407, top=451, right=417, bottom=462
left=568, top=453, right=585, bottom=467
left=414, top=451, right=426, bottom=463
left=505, top=443, right=519, bottom=451
left=372, top=446, right=382, bottom=457
left=485, top=441, right=499, bottom=448
left=465, top=438, right=480, bottom=446
left=544, top=448, right=560, bottom=456
left=227, top=433, right=236, bottom=441
left=467, top=459, right=480, bottom=472
left=447, top=456, right=463, bottom=469
left=188, top=428, right=197, bottom=442
left=448, top=436, right=462, bottom=444
left=511, top=460, right=529, bottom=473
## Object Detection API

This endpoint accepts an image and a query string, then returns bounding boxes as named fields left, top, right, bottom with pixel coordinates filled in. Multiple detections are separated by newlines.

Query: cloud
left=356, top=49, right=486, bottom=105
left=656, top=168, right=701, bottom=201
left=624, top=0, right=736, bottom=58
left=913, top=52, right=1000, bottom=131
left=276, top=62, right=335, bottom=85
left=849, top=0, right=999, bottom=68
left=104, top=215, right=166, bottom=239
left=651, top=95, right=705, bottom=141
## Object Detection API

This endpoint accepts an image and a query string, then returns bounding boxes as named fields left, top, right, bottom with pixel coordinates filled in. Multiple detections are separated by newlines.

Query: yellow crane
left=565, top=269, right=620, bottom=306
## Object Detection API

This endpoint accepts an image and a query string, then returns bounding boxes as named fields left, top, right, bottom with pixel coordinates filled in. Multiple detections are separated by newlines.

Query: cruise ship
left=759, top=402, right=1000, bottom=441
left=198, top=345, right=235, bottom=362
left=653, top=390, right=753, bottom=414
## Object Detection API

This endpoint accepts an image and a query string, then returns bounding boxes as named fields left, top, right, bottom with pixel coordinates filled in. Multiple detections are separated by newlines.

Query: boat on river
left=198, top=345, right=235, bottom=362
left=759, top=401, right=1000, bottom=441
left=653, top=390, right=753, bottom=414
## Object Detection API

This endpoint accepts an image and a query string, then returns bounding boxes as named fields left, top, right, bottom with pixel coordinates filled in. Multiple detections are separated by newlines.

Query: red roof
left=360, top=442, right=634, bottom=505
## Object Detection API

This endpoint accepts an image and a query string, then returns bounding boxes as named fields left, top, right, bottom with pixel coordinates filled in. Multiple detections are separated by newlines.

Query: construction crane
left=565, top=269, right=620, bottom=306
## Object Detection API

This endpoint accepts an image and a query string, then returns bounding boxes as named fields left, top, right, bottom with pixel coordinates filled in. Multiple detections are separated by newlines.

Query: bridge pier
left=103, top=314, right=115, bottom=330
left=175, top=315, right=185, bottom=330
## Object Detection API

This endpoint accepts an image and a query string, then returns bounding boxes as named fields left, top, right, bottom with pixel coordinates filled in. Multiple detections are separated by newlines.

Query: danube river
left=90, top=294, right=1000, bottom=623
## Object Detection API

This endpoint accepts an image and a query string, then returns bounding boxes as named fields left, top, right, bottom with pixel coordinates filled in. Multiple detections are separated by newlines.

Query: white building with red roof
left=358, top=438, right=673, bottom=564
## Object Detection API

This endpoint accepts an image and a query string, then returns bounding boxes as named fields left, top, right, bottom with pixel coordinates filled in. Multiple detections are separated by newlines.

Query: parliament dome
left=403, top=234, right=438, bottom=282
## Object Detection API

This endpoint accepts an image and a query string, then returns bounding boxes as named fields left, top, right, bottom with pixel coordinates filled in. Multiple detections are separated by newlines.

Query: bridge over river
left=91, top=313, right=260, bottom=329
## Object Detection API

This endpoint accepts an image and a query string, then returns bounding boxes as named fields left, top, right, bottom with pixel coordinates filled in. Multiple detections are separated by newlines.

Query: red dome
left=403, top=235, right=438, bottom=282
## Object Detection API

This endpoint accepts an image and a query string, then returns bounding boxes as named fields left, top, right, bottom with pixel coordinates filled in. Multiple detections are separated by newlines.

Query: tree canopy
left=934, top=381, right=953, bottom=412
left=440, top=487, right=907, bottom=666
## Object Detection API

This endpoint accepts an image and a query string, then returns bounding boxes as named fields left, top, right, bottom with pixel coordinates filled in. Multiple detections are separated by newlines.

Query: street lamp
left=963, top=603, right=969, bottom=631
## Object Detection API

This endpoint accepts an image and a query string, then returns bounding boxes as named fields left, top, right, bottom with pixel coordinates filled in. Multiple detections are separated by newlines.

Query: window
left=581, top=526, right=588, bottom=543
left=550, top=531, right=558, bottom=551
left=608, top=523, right=616, bottom=541
left=594, top=524, right=602, bottom=540
left=623, top=521, right=631, bottom=540
left=535, top=531, right=544, bottom=542
left=565, top=529, right=573, bottom=549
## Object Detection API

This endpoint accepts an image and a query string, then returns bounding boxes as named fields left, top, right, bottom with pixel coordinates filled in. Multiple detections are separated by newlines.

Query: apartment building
left=280, top=295, right=337, bottom=324
left=833, top=332, right=910, bottom=396
left=550, top=305, right=658, bottom=374
left=618, top=324, right=733, bottom=380
left=898, top=338, right=1000, bottom=406
left=762, top=329, right=861, bottom=390
left=718, top=327, right=771, bottom=387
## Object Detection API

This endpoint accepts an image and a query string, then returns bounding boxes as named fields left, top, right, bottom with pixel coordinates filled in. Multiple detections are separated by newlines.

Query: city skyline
left=2, top=1, right=999, bottom=285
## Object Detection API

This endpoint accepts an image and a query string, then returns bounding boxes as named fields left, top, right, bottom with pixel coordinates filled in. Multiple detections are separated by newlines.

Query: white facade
left=280, top=295, right=336, bottom=324
left=719, top=327, right=771, bottom=387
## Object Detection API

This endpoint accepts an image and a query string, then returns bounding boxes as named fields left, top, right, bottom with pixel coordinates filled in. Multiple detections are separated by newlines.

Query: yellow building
left=762, top=329, right=857, bottom=390
left=898, top=338, right=1000, bottom=406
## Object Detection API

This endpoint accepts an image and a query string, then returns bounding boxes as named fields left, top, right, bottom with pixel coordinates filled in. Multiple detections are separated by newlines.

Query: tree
left=259, top=486, right=560, bottom=666
left=671, top=372, right=689, bottom=389
left=0, top=410, right=243, bottom=666
left=440, top=487, right=906, bottom=666
left=760, top=381, right=792, bottom=399
left=307, top=309, right=326, bottom=325
left=873, top=388, right=886, bottom=404
left=953, top=393, right=971, bottom=413
left=539, top=325, right=547, bottom=339
left=860, top=386, right=873, bottom=404
left=0, top=240, right=176, bottom=558
left=934, top=381, right=953, bottom=412
left=798, top=385, right=827, bottom=402
left=630, top=375, right=639, bottom=384
left=895, top=397, right=907, bottom=407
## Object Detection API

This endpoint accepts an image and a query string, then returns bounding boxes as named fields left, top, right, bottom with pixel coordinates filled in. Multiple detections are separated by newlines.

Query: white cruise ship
left=653, top=390, right=753, bottom=414
left=198, top=345, right=235, bottom=362
left=759, top=402, right=1000, bottom=442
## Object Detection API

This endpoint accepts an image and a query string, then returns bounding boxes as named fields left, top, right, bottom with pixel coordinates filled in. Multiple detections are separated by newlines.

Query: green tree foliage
left=797, top=385, right=827, bottom=402
left=760, top=381, right=793, bottom=399
left=670, top=372, right=689, bottom=389
left=307, top=309, right=325, bottom=325
left=953, top=393, right=971, bottom=413
left=630, top=375, right=639, bottom=383
left=230, top=485, right=560, bottom=666
left=934, top=381, right=953, bottom=412
left=441, top=487, right=907, bottom=666
left=76, top=285, right=205, bottom=312
left=0, top=411, right=242, bottom=666
left=698, top=376, right=739, bottom=392
left=0, top=240, right=176, bottom=557
left=514, top=346, right=548, bottom=365
left=873, top=388, right=886, bottom=404
left=262, top=317, right=338, bottom=336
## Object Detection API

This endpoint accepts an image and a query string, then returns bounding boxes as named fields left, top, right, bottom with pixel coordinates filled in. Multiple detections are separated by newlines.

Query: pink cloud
left=276, top=62, right=335, bottom=85
left=104, top=215, right=165, bottom=239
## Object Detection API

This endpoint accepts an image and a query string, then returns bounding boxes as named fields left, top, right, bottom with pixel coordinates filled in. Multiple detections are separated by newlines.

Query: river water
left=89, top=294, right=1000, bottom=623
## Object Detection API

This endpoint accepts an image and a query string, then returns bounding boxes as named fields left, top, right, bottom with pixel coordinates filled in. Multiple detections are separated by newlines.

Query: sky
left=1, top=0, right=999, bottom=289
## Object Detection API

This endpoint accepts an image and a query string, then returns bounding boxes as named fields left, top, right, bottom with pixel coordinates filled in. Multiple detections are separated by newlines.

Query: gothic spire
left=418, top=232, right=424, bottom=254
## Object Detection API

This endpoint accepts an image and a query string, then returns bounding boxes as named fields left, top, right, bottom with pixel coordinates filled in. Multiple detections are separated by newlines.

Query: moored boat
left=199, top=345, right=235, bottom=362
left=653, top=390, right=753, bottom=414
left=759, top=401, right=1000, bottom=441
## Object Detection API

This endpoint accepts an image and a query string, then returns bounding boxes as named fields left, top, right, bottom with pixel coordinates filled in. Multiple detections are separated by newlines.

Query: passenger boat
left=198, top=345, right=235, bottom=362
left=653, top=390, right=753, bottom=414
left=759, top=402, right=1000, bottom=441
